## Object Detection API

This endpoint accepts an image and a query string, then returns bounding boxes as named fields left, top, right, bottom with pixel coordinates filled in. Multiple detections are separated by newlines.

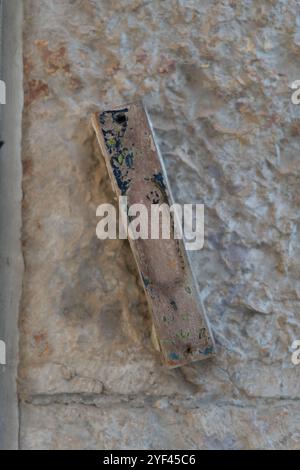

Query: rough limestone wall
left=20, top=0, right=300, bottom=449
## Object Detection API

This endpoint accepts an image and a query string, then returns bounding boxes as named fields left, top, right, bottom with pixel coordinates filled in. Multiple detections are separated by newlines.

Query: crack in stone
left=21, top=392, right=300, bottom=411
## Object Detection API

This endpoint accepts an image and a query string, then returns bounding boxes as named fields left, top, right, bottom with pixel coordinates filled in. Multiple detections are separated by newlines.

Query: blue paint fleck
left=141, top=273, right=149, bottom=288
left=200, top=345, right=214, bottom=356
left=125, top=152, right=134, bottom=169
left=169, top=351, right=180, bottom=361
left=110, top=158, right=131, bottom=195
left=152, top=172, right=166, bottom=191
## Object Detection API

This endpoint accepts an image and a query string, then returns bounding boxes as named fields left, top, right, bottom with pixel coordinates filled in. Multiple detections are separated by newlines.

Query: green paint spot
left=108, top=137, right=116, bottom=146
left=163, top=314, right=175, bottom=324
left=176, top=329, right=190, bottom=339
left=161, top=339, right=175, bottom=344
left=199, top=328, right=207, bottom=340
left=118, top=154, right=124, bottom=164
left=185, top=286, right=192, bottom=294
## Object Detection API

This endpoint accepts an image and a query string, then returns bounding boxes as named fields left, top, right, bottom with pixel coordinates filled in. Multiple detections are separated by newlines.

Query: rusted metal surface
left=92, top=101, right=215, bottom=368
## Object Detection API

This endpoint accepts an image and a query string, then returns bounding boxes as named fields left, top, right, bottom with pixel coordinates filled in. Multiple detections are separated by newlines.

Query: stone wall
left=19, top=0, right=300, bottom=449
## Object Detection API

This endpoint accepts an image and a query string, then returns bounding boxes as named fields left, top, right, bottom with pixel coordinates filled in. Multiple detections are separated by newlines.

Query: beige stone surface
left=20, top=400, right=300, bottom=450
left=20, top=0, right=300, bottom=449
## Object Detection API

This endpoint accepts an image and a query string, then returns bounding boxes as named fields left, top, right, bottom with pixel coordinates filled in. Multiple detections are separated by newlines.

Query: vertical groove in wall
left=0, top=0, right=23, bottom=450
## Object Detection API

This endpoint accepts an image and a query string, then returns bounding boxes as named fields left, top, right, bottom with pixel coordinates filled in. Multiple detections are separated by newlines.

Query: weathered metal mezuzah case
left=92, top=101, right=215, bottom=368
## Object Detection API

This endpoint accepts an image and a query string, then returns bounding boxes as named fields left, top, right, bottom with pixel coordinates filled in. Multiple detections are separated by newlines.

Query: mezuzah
left=92, top=101, right=215, bottom=368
